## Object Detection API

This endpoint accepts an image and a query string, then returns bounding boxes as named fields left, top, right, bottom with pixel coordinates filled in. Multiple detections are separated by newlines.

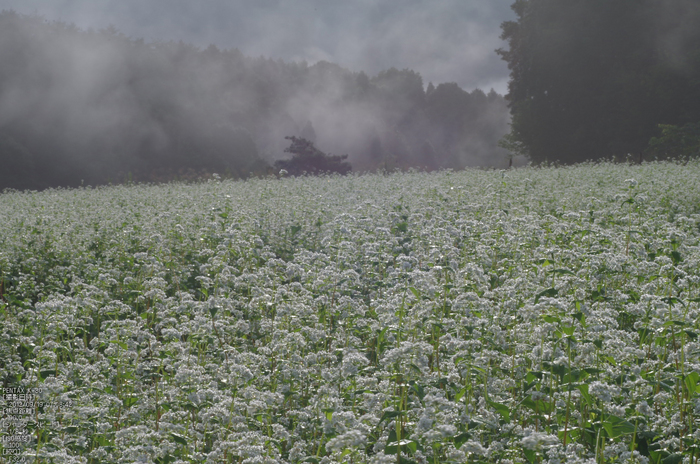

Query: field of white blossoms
left=1, top=160, right=700, bottom=464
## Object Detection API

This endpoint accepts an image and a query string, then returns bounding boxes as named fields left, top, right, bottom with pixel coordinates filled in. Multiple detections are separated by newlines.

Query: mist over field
left=1, top=0, right=698, bottom=192
left=1, top=2, right=700, bottom=462
left=0, top=3, right=517, bottom=191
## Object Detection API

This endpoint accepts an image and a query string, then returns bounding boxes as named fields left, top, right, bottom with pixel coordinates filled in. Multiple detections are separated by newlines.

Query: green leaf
left=637, top=327, right=652, bottom=342
left=522, top=397, right=537, bottom=411
left=322, top=408, right=334, bottom=421
left=405, top=440, right=418, bottom=454
left=378, top=410, right=404, bottom=424
left=563, top=369, right=582, bottom=383
left=684, top=371, right=700, bottom=394
left=111, top=340, right=128, bottom=350
left=386, top=439, right=419, bottom=455
left=661, top=454, right=683, bottom=464
left=577, top=383, right=593, bottom=406
left=398, top=457, right=419, bottom=464
left=385, top=430, right=398, bottom=455
left=95, top=435, right=113, bottom=447
left=662, top=297, right=684, bottom=308
left=602, top=415, right=636, bottom=438
left=487, top=399, right=510, bottom=422
left=535, top=288, right=558, bottom=303
left=410, top=382, right=425, bottom=400
left=550, top=268, right=574, bottom=276
left=663, top=319, right=688, bottom=327
left=522, top=380, right=538, bottom=392
left=455, top=387, right=467, bottom=402
left=394, top=222, right=408, bottom=233
left=670, top=251, right=682, bottom=264
left=453, top=432, right=471, bottom=449
left=523, top=448, right=538, bottom=464
left=409, top=286, right=421, bottom=299
left=549, top=362, right=567, bottom=380
left=591, top=289, right=609, bottom=302
left=39, top=369, right=57, bottom=380
left=170, top=433, right=188, bottom=446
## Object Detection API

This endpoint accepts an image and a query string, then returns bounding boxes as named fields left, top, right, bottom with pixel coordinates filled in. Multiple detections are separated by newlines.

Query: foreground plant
left=0, top=160, right=699, bottom=463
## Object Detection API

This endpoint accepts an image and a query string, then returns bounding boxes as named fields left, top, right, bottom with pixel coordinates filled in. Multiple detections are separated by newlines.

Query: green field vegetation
left=1, top=160, right=700, bottom=463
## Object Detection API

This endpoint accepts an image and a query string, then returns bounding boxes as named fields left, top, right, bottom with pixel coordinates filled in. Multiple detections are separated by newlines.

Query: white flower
left=588, top=381, right=619, bottom=403
left=325, top=429, right=366, bottom=452
left=461, top=440, right=487, bottom=456
left=521, top=430, right=559, bottom=451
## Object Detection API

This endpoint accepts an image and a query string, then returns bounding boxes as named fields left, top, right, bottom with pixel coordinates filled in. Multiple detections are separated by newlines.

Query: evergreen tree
left=274, top=136, right=351, bottom=176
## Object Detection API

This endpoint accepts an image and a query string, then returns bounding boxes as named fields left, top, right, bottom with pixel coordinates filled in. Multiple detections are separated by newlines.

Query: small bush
left=647, top=122, right=700, bottom=160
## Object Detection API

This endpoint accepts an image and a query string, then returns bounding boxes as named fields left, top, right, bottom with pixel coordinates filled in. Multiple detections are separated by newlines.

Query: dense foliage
left=498, top=0, right=700, bottom=164
left=647, top=122, right=700, bottom=161
left=274, top=137, right=352, bottom=177
left=0, top=11, right=510, bottom=191
left=1, top=161, right=700, bottom=463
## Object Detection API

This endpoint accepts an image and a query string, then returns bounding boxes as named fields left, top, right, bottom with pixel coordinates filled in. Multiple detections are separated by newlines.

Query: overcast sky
left=0, top=0, right=515, bottom=94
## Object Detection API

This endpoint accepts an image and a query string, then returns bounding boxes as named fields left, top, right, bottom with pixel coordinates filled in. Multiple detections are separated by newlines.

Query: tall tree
left=498, top=0, right=700, bottom=164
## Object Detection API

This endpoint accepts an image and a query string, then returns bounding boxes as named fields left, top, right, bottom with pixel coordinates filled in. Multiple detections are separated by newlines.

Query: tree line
left=0, top=11, right=511, bottom=191
left=498, top=0, right=700, bottom=164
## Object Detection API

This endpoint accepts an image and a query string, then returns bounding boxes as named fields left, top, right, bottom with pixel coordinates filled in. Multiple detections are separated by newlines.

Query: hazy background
left=0, top=0, right=515, bottom=94
left=0, top=2, right=520, bottom=190
left=1, top=0, right=697, bottom=192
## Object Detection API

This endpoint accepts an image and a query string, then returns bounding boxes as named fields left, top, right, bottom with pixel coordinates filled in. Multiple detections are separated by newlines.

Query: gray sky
left=0, top=0, right=515, bottom=94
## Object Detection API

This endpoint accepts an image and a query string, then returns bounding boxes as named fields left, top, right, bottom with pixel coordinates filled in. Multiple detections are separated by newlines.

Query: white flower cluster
left=1, top=160, right=699, bottom=462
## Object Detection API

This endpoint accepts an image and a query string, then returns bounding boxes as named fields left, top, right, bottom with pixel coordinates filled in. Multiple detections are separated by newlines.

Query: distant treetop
left=274, top=136, right=351, bottom=176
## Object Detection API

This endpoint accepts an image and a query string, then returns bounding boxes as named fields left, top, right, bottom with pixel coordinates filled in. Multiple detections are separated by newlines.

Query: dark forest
left=498, top=0, right=700, bottom=164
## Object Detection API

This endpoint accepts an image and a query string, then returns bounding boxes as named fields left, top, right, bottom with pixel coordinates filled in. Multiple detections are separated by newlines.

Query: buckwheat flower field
left=2, top=161, right=700, bottom=464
